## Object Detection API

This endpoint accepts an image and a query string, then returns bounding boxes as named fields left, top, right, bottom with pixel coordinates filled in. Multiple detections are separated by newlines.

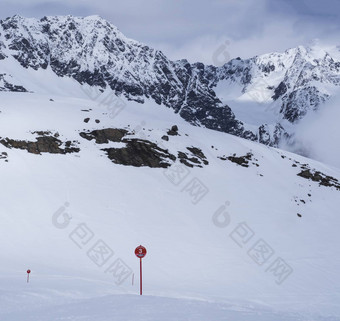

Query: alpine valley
left=0, top=15, right=340, bottom=321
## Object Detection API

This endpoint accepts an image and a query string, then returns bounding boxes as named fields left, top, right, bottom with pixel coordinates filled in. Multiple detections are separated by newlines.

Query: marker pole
left=140, top=258, right=142, bottom=295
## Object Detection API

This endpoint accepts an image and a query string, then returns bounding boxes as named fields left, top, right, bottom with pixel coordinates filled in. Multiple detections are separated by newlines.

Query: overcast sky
left=0, top=0, right=339, bottom=64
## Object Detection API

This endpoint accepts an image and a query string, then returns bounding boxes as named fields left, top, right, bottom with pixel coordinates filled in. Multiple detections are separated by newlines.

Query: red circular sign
left=27, top=269, right=31, bottom=274
left=135, top=245, right=147, bottom=258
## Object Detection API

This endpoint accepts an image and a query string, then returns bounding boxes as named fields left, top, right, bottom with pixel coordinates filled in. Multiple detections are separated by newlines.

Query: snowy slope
left=0, top=68, right=340, bottom=320
left=0, top=15, right=340, bottom=321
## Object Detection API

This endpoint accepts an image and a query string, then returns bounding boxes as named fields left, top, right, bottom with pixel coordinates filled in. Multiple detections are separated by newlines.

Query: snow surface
left=0, top=64, right=340, bottom=320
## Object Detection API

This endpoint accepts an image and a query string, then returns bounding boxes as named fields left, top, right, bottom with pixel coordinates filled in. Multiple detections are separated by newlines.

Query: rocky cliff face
left=1, top=15, right=339, bottom=146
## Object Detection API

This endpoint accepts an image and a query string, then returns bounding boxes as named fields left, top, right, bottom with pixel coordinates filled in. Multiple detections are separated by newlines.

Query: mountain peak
left=0, top=15, right=339, bottom=149
left=83, top=14, right=105, bottom=21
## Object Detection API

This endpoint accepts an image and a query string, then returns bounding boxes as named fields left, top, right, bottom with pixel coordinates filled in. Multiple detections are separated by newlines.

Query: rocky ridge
left=0, top=15, right=339, bottom=146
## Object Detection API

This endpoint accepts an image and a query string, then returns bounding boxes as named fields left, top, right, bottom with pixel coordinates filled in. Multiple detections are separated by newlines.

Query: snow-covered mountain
left=1, top=85, right=340, bottom=320
left=1, top=15, right=340, bottom=321
left=1, top=15, right=340, bottom=148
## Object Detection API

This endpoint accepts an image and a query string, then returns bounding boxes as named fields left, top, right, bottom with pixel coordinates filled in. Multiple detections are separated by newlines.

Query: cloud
left=154, top=17, right=308, bottom=64
left=284, top=95, right=340, bottom=169
left=0, top=1, right=93, bottom=19
left=0, top=0, right=339, bottom=64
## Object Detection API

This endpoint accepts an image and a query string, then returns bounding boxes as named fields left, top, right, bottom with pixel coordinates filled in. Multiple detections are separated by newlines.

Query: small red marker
left=27, top=269, right=31, bottom=283
left=135, top=245, right=147, bottom=295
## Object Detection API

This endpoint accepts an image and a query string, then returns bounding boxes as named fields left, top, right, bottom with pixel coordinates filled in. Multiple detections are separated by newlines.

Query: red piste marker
left=134, top=245, right=147, bottom=295
left=27, top=269, right=31, bottom=283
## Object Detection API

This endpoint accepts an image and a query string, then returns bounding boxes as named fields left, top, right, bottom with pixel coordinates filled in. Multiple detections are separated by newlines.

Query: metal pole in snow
left=27, top=269, right=31, bottom=283
left=140, top=258, right=142, bottom=295
left=134, top=245, right=146, bottom=296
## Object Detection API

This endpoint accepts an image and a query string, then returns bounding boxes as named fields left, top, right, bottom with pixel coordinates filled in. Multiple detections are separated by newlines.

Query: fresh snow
left=0, top=72, right=339, bottom=319
left=0, top=16, right=340, bottom=320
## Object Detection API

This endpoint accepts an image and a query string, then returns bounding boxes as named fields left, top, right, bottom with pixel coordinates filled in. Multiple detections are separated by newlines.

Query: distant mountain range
left=1, top=15, right=339, bottom=146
